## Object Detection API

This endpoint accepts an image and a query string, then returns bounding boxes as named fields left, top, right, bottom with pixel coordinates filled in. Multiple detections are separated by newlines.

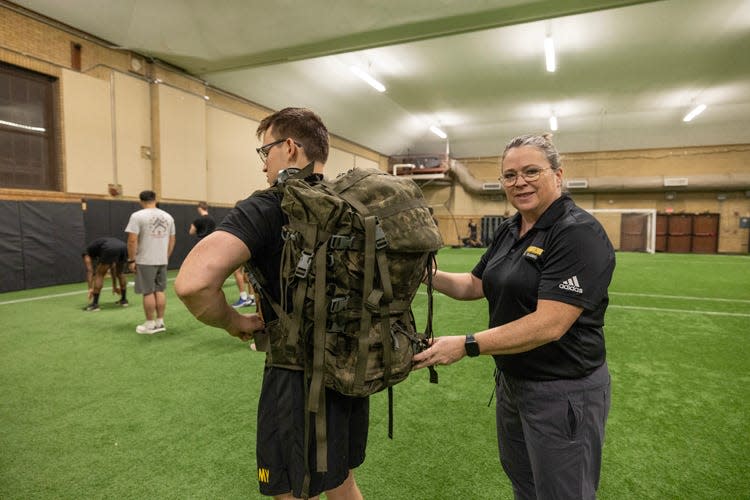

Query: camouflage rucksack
left=248, top=165, right=442, bottom=476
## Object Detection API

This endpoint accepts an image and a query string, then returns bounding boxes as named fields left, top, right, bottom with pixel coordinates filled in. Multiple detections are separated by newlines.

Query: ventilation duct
left=566, top=179, right=589, bottom=189
left=449, top=159, right=503, bottom=196
left=664, top=177, right=689, bottom=187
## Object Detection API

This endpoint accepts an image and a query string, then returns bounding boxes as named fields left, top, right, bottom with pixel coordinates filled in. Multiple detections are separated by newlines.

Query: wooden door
left=656, top=214, right=668, bottom=252
left=621, top=213, right=648, bottom=251
left=667, top=214, right=692, bottom=253
left=692, top=214, right=719, bottom=253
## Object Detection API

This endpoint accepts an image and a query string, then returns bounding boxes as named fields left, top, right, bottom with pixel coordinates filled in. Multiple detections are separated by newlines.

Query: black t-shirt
left=216, top=189, right=286, bottom=321
left=472, top=194, right=615, bottom=380
left=86, top=237, right=127, bottom=263
left=192, top=214, right=216, bottom=239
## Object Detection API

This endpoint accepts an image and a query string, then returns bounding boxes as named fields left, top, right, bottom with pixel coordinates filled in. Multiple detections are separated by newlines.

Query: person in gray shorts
left=125, top=190, right=176, bottom=335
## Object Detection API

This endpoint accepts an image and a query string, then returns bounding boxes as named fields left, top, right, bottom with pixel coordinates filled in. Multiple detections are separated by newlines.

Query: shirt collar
left=509, top=193, right=573, bottom=233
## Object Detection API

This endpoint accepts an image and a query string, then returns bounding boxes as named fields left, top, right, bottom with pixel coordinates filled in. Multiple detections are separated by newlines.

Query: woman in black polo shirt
left=414, top=134, right=615, bottom=499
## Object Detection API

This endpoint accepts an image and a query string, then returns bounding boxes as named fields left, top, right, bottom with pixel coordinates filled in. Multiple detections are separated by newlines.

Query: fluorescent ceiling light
left=549, top=115, right=558, bottom=131
left=430, top=126, right=447, bottom=139
left=0, top=119, right=45, bottom=132
left=349, top=66, right=386, bottom=92
left=544, top=37, right=556, bottom=72
left=682, top=104, right=706, bottom=122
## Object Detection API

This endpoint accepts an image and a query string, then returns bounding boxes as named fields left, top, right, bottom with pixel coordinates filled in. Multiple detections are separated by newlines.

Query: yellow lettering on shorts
left=258, top=467, right=270, bottom=483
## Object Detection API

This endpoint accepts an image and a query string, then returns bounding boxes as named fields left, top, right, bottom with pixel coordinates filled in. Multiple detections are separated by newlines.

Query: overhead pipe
left=569, top=173, right=750, bottom=192
left=444, top=160, right=750, bottom=193
left=447, top=159, right=504, bottom=195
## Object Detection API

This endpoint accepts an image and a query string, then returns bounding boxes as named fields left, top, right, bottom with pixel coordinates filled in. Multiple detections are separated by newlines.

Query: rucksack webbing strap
left=353, top=215, right=377, bottom=392
left=425, top=253, right=439, bottom=385
left=310, top=246, right=329, bottom=472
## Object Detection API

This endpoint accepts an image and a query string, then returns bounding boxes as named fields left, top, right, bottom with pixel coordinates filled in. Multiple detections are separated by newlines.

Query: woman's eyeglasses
left=500, top=166, right=551, bottom=186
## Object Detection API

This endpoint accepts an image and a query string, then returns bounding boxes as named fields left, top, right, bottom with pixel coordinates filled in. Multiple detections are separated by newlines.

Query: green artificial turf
left=1, top=250, right=748, bottom=499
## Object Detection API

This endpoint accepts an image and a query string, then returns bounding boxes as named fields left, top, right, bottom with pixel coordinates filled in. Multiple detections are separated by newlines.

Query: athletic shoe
left=115, top=298, right=129, bottom=307
left=136, top=323, right=160, bottom=335
left=153, top=323, right=166, bottom=333
left=83, top=303, right=100, bottom=312
left=231, top=296, right=255, bottom=308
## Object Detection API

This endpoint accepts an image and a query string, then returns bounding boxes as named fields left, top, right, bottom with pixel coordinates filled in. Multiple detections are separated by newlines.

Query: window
left=0, top=63, right=59, bottom=191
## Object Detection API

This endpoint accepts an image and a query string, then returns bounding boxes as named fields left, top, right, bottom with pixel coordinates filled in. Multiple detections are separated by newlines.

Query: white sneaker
left=136, top=323, right=159, bottom=335
left=153, top=322, right=166, bottom=333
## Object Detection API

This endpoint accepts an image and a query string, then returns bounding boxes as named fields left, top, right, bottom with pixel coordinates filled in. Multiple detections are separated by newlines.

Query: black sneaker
left=116, top=298, right=129, bottom=307
left=83, top=303, right=100, bottom=312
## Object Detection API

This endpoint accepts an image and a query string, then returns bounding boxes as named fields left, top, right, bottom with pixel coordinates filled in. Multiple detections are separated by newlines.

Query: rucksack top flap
left=330, top=168, right=443, bottom=252
left=378, top=205, right=443, bottom=252
left=281, top=180, right=350, bottom=235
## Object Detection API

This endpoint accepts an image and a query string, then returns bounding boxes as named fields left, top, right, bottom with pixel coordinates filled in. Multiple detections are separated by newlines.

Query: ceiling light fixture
left=430, top=126, right=447, bottom=139
left=349, top=66, right=386, bottom=92
left=549, top=115, right=558, bottom=131
left=683, top=104, right=706, bottom=122
left=544, top=37, right=556, bottom=72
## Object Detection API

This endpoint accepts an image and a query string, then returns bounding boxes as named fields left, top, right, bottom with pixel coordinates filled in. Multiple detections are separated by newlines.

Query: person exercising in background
left=189, top=201, right=217, bottom=239
left=82, top=237, right=129, bottom=311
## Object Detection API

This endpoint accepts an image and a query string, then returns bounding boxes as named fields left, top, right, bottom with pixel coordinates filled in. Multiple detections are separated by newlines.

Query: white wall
left=62, top=69, right=113, bottom=195
left=206, top=107, right=264, bottom=204
left=157, top=85, right=207, bottom=200
left=114, top=72, right=151, bottom=197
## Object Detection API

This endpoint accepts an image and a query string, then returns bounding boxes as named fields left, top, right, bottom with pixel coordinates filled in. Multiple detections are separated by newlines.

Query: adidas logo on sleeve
left=558, top=276, right=583, bottom=294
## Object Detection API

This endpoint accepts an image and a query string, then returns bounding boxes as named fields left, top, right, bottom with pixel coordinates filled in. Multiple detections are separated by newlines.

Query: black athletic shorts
left=98, top=245, right=126, bottom=265
left=256, top=366, right=369, bottom=498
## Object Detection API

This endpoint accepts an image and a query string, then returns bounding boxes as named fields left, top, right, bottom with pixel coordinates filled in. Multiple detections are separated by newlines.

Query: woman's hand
left=412, top=335, right=468, bottom=370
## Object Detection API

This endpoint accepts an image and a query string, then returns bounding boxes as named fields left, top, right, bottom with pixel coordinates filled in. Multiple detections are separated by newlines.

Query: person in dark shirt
left=462, top=218, right=482, bottom=247
left=189, top=201, right=216, bottom=239
left=82, top=237, right=129, bottom=311
left=175, top=107, right=367, bottom=499
left=414, top=133, right=615, bottom=499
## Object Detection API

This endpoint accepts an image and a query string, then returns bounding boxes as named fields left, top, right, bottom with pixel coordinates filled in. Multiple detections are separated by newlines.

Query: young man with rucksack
left=175, top=108, right=367, bottom=499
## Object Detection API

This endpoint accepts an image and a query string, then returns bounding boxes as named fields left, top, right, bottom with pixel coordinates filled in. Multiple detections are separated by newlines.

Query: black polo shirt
left=472, top=194, right=615, bottom=380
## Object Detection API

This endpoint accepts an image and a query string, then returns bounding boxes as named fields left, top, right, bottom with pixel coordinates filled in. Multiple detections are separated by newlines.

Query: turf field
left=1, top=249, right=748, bottom=499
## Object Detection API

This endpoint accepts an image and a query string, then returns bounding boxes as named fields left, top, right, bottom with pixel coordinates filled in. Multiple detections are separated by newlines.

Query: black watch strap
left=465, top=334, right=480, bottom=357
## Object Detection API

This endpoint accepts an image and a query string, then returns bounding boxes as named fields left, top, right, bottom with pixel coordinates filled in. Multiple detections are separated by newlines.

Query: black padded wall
left=0, top=201, right=24, bottom=292
left=0, top=199, right=238, bottom=292
left=20, top=201, right=85, bottom=289
left=83, top=198, right=138, bottom=245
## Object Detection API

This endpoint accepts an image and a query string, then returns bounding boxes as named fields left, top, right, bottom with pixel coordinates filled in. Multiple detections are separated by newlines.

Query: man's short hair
left=256, top=107, right=329, bottom=163
left=139, top=190, right=156, bottom=202
left=198, top=201, right=209, bottom=210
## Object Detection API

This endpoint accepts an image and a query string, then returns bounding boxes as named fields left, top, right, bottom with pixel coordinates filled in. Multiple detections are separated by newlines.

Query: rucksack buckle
left=329, top=235, right=354, bottom=250
left=375, top=225, right=388, bottom=250
left=295, top=251, right=313, bottom=278
left=329, top=296, right=349, bottom=313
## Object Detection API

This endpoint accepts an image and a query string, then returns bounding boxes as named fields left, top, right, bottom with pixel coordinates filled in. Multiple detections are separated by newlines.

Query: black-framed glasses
left=255, top=138, right=303, bottom=163
left=500, top=166, right=551, bottom=186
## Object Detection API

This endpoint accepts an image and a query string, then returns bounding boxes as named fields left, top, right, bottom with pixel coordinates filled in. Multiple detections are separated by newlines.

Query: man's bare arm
left=175, top=231, right=263, bottom=340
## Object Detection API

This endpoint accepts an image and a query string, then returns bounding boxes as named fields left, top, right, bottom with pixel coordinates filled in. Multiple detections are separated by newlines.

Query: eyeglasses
left=500, top=166, right=551, bottom=186
left=256, top=138, right=303, bottom=163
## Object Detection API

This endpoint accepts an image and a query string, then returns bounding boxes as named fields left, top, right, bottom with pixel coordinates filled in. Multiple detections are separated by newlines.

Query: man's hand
left=228, top=313, right=265, bottom=342
left=412, top=335, right=467, bottom=370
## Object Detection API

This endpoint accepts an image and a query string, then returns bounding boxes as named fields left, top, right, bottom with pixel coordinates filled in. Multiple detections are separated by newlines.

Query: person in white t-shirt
left=125, top=190, right=176, bottom=335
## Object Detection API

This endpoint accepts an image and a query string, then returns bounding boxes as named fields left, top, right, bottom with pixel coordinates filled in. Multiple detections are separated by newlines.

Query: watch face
left=465, top=336, right=480, bottom=357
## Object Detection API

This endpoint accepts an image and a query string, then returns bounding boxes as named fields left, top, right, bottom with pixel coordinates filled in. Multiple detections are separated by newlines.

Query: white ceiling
left=11, top=0, right=750, bottom=157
